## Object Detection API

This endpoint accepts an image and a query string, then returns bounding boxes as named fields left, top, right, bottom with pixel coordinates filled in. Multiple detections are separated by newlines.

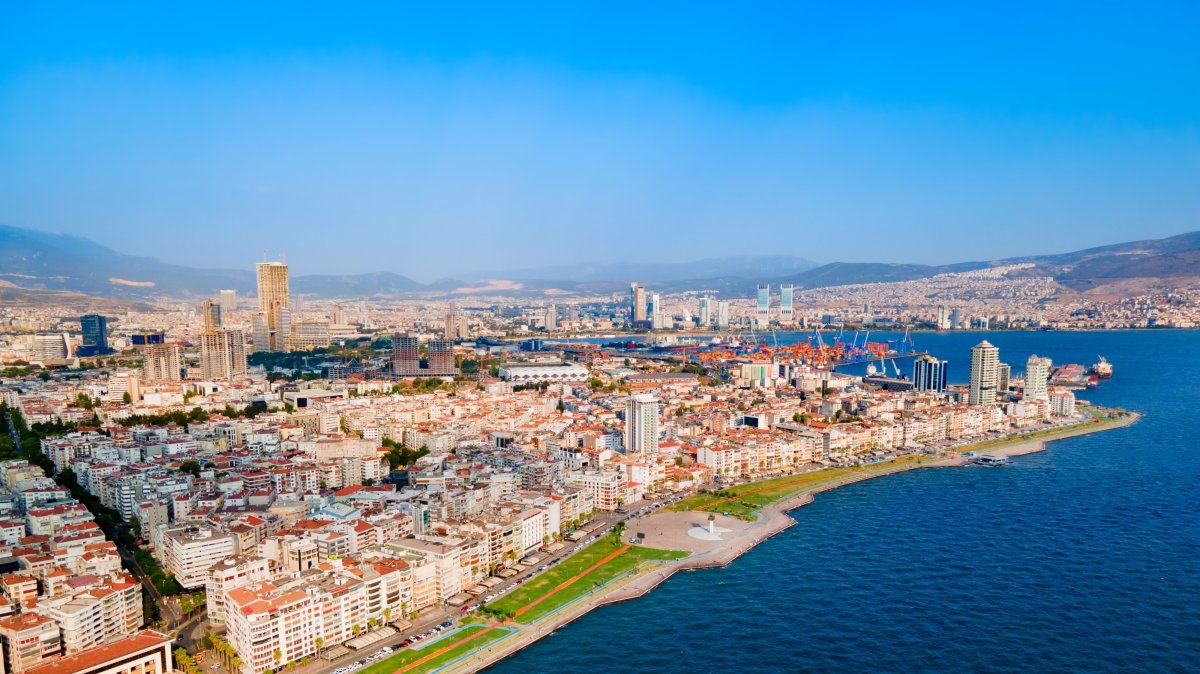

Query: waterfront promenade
left=434, top=408, right=1140, bottom=674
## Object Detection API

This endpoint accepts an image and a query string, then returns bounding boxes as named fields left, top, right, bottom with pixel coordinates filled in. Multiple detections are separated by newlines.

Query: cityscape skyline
left=0, top=6, right=1194, bottom=674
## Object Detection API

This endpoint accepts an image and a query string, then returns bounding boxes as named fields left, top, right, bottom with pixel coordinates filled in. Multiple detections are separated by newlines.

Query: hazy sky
left=2, top=3, right=1198, bottom=280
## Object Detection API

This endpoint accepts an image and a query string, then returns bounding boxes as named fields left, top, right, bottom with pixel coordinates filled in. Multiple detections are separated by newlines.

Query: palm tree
left=314, top=636, right=323, bottom=658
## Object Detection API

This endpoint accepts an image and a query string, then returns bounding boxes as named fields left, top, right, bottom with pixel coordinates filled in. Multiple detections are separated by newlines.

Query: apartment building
left=159, top=525, right=238, bottom=589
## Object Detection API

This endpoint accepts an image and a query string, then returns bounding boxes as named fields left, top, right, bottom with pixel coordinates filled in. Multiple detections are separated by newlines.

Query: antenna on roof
left=280, top=252, right=287, bottom=265
left=261, top=248, right=268, bottom=262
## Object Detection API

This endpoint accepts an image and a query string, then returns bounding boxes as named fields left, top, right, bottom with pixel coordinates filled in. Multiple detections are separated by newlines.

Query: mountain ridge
left=2, top=224, right=1198, bottom=300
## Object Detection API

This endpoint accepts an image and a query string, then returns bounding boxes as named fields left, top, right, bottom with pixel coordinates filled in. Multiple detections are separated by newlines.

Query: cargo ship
left=1090, top=356, right=1113, bottom=379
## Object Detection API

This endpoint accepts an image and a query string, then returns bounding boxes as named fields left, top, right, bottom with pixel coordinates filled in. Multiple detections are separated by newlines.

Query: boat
left=1091, top=356, right=1113, bottom=379
left=970, top=455, right=1010, bottom=466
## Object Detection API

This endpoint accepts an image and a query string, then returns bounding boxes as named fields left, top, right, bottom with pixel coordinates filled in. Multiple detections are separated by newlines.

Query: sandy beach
left=441, top=409, right=1141, bottom=673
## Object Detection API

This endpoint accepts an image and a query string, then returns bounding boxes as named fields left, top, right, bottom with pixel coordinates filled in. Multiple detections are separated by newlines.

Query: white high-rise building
left=544, top=304, right=557, bottom=332
left=624, top=394, right=660, bottom=454
left=160, top=526, right=237, bottom=589
left=1024, top=355, right=1053, bottom=400
left=698, top=297, right=712, bottom=326
left=34, top=333, right=71, bottom=361
left=717, top=300, right=731, bottom=328
left=969, top=340, right=1000, bottom=405
left=219, top=289, right=238, bottom=312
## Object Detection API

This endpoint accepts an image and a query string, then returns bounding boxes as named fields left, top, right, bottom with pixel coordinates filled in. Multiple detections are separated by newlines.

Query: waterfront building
left=698, top=297, right=712, bottom=326
left=913, top=355, right=948, bottom=392
left=969, top=340, right=1000, bottom=405
left=544, top=304, right=557, bottom=332
left=1024, top=355, right=1053, bottom=400
left=756, top=284, right=770, bottom=328
left=624, top=394, right=660, bottom=454
left=780, top=284, right=795, bottom=322
left=998, top=362, right=1011, bottom=392
left=717, top=300, right=730, bottom=328
left=79, top=315, right=111, bottom=356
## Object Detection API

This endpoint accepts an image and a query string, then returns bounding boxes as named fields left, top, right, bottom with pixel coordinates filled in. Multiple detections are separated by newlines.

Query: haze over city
left=3, top=3, right=1199, bottom=278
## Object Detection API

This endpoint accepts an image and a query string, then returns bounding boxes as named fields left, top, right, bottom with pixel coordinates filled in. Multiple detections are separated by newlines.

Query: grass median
left=357, top=624, right=511, bottom=674
left=485, top=537, right=687, bottom=624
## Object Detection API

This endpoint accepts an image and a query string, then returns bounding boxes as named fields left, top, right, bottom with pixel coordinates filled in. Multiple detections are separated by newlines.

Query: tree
left=122, top=392, right=132, bottom=404
left=179, top=460, right=202, bottom=476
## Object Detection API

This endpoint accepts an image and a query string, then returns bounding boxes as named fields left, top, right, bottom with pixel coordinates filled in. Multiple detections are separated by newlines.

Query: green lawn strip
left=357, top=624, right=508, bottom=674
left=675, top=456, right=933, bottom=518
left=487, top=538, right=685, bottom=624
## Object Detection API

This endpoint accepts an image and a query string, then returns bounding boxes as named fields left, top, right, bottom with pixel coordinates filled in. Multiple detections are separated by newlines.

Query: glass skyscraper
left=79, top=314, right=112, bottom=356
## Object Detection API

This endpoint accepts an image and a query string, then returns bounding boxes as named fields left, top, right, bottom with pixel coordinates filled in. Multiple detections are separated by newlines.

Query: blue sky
left=2, top=2, right=1198, bottom=280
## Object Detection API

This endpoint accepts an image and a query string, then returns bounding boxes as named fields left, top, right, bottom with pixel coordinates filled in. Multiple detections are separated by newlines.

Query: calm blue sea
left=485, top=331, right=1200, bottom=673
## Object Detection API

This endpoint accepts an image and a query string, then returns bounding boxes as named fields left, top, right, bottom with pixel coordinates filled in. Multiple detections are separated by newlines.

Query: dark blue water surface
left=486, top=331, right=1200, bottom=673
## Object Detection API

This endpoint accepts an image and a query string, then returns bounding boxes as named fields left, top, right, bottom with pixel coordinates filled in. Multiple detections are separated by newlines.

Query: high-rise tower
left=913, top=355, right=948, bottom=392
left=255, top=260, right=290, bottom=352
left=969, top=340, right=1000, bottom=405
left=630, top=283, right=647, bottom=325
left=201, top=300, right=223, bottom=332
left=624, top=394, right=660, bottom=454
left=1024, top=355, right=1053, bottom=400
left=780, top=284, right=794, bottom=322
left=756, top=284, right=770, bottom=328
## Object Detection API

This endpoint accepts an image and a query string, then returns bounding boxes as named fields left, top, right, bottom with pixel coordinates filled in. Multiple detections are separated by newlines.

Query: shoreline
left=446, top=408, right=1141, bottom=673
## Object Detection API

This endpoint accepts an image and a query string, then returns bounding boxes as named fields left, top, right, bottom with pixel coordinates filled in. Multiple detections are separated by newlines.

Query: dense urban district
left=0, top=257, right=1145, bottom=674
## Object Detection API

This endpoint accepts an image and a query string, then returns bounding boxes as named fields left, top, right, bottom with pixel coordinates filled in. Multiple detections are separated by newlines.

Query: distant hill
left=776, top=231, right=1200, bottom=292
left=2, top=223, right=1197, bottom=300
left=291, top=272, right=423, bottom=296
left=0, top=224, right=253, bottom=298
